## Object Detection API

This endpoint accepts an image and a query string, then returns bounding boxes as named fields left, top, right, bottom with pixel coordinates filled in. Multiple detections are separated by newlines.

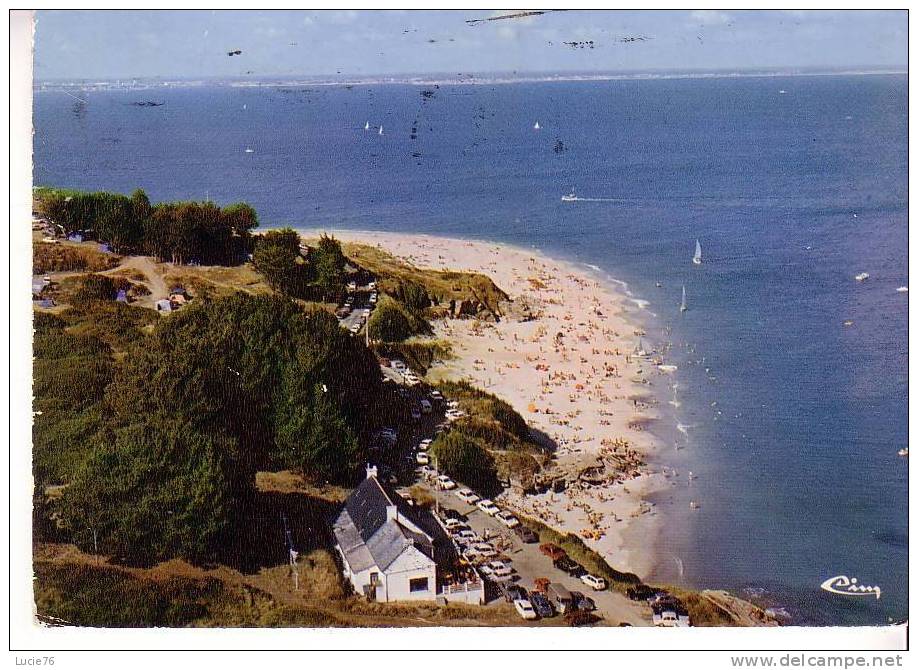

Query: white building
left=332, top=466, right=439, bottom=602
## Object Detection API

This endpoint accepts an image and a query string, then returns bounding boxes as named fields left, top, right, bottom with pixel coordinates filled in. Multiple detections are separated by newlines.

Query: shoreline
left=307, top=228, right=677, bottom=580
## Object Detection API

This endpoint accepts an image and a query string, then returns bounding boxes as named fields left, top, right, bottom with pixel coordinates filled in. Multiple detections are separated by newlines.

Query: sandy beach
left=316, top=230, right=673, bottom=579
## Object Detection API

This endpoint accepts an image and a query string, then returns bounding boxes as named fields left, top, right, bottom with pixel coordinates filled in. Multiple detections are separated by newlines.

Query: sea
left=33, top=73, right=908, bottom=626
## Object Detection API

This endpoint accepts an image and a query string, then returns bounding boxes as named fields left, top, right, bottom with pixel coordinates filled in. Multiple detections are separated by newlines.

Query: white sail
left=364, top=121, right=370, bottom=130
left=533, top=121, right=540, bottom=130
left=680, top=285, right=687, bottom=312
left=378, top=125, right=383, bottom=135
left=693, top=239, right=702, bottom=265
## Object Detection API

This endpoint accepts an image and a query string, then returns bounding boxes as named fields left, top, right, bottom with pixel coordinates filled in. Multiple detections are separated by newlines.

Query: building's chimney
left=366, top=464, right=378, bottom=480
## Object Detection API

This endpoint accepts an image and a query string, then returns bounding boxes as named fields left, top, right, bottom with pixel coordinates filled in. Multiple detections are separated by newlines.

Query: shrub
left=367, top=298, right=413, bottom=342
left=430, top=431, right=500, bottom=497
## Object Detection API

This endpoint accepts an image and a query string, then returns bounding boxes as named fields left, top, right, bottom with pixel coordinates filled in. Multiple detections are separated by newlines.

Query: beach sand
left=315, top=230, right=672, bottom=579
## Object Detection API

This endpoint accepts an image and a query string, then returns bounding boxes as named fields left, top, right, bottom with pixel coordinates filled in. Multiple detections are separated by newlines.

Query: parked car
left=503, top=583, right=528, bottom=603
left=513, top=599, right=538, bottom=621
left=454, top=529, right=478, bottom=543
left=553, top=556, right=586, bottom=578
left=420, top=399, right=432, bottom=414
left=441, top=508, right=467, bottom=522
left=419, top=465, right=437, bottom=479
left=580, top=574, right=607, bottom=591
left=418, top=438, right=432, bottom=451
left=436, top=475, right=457, bottom=490
left=429, top=390, right=444, bottom=402
left=443, top=518, right=464, bottom=531
left=539, top=543, right=567, bottom=561
left=391, top=360, right=407, bottom=372
left=627, top=585, right=659, bottom=601
left=529, top=592, right=555, bottom=618
left=455, top=488, right=480, bottom=505
left=468, top=542, right=497, bottom=559
left=496, top=511, right=520, bottom=528
left=546, top=583, right=574, bottom=614
left=570, top=591, right=596, bottom=612
left=480, top=561, right=513, bottom=579
left=514, top=525, right=539, bottom=543
left=652, top=608, right=691, bottom=627
left=416, top=452, right=430, bottom=465
left=477, top=499, right=500, bottom=516
left=410, top=407, right=422, bottom=421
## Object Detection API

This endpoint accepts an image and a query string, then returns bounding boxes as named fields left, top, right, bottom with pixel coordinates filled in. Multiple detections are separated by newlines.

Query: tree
left=251, top=230, right=301, bottom=294
left=60, top=424, right=240, bottom=564
left=275, top=382, right=360, bottom=482
left=367, top=299, right=413, bottom=342
left=55, top=292, right=384, bottom=564
left=430, top=431, right=500, bottom=497
left=311, top=234, right=345, bottom=301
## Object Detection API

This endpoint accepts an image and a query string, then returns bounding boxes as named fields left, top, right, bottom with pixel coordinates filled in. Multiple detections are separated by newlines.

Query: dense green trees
left=312, top=234, right=347, bottom=301
left=38, top=189, right=257, bottom=264
left=251, top=231, right=348, bottom=302
left=367, top=298, right=413, bottom=342
left=251, top=228, right=305, bottom=294
left=63, top=424, right=240, bottom=564
left=429, top=431, right=500, bottom=497
left=55, top=293, right=386, bottom=563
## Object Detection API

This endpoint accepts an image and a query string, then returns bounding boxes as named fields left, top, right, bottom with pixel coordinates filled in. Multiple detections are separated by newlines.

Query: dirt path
left=102, top=255, right=169, bottom=307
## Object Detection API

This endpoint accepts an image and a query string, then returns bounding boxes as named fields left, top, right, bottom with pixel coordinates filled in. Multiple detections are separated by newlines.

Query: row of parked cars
left=505, top=581, right=597, bottom=624
left=538, top=543, right=608, bottom=591
left=625, top=585, right=691, bottom=627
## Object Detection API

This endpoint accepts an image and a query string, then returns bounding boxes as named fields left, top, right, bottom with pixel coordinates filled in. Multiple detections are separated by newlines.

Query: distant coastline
left=33, top=67, right=907, bottom=91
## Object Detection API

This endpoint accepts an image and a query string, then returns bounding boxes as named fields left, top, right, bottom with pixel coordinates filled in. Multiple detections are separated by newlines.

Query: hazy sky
left=33, top=9, right=907, bottom=80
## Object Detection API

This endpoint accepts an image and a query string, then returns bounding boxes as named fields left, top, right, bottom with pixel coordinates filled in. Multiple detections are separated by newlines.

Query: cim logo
left=820, top=575, right=882, bottom=600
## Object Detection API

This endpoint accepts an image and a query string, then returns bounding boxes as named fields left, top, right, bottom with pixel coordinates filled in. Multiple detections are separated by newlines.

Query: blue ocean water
left=33, top=74, right=908, bottom=626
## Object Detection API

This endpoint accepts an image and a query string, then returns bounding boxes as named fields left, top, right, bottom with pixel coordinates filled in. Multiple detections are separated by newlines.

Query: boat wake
left=676, top=422, right=695, bottom=435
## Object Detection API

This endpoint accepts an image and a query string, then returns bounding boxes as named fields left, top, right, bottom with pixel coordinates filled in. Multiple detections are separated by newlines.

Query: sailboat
left=693, top=239, right=702, bottom=265
left=533, top=121, right=540, bottom=130
left=680, top=285, right=687, bottom=313
left=364, top=121, right=370, bottom=131
left=378, top=125, right=384, bottom=136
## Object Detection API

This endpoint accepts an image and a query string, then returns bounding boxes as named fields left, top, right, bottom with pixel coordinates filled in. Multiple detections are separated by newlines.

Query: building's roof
left=333, top=475, right=437, bottom=573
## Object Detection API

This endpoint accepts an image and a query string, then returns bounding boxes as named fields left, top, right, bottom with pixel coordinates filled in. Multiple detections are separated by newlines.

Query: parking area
left=335, top=279, right=378, bottom=335
left=408, top=481, right=652, bottom=626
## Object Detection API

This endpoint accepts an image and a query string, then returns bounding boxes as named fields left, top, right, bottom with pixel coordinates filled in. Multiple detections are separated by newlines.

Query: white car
left=653, top=610, right=691, bottom=627
left=477, top=499, right=500, bottom=516
left=496, top=511, right=520, bottom=529
left=445, top=409, right=465, bottom=421
left=446, top=399, right=460, bottom=410
left=514, top=598, right=538, bottom=620
left=418, top=438, right=432, bottom=451
left=455, top=529, right=479, bottom=543
left=418, top=465, right=437, bottom=479
left=416, top=452, right=430, bottom=465
left=443, top=518, right=464, bottom=531
left=368, top=281, right=377, bottom=290
left=391, top=360, right=407, bottom=372
left=481, top=560, right=513, bottom=579
left=403, top=375, right=419, bottom=387
left=580, top=574, right=608, bottom=591
left=436, top=475, right=457, bottom=490
left=455, top=488, right=480, bottom=505
left=469, top=542, right=497, bottom=559
left=429, top=390, right=444, bottom=402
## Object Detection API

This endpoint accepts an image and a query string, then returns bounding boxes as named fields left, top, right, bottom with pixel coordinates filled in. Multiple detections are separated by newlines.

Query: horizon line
left=33, top=65, right=907, bottom=86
